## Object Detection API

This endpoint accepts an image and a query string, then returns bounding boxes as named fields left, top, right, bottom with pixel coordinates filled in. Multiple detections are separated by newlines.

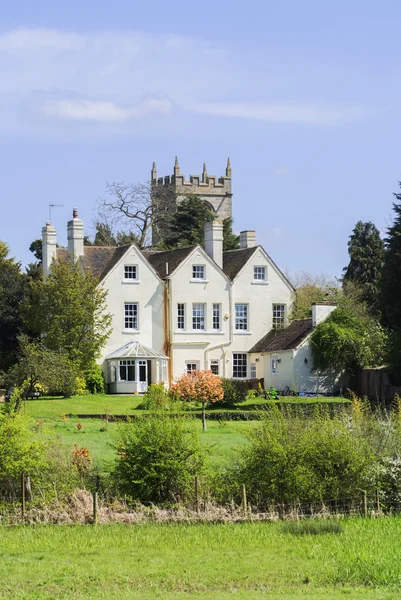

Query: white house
left=249, top=302, right=349, bottom=395
left=42, top=211, right=296, bottom=393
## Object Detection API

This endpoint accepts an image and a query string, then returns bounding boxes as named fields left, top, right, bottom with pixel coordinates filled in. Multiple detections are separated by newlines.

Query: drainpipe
left=163, top=278, right=172, bottom=386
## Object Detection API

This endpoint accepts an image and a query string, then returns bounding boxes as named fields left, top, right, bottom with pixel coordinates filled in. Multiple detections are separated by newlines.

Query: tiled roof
left=144, top=246, right=196, bottom=279
left=98, top=246, right=130, bottom=280
left=56, top=246, right=119, bottom=279
left=222, top=247, right=258, bottom=280
left=249, top=319, right=314, bottom=353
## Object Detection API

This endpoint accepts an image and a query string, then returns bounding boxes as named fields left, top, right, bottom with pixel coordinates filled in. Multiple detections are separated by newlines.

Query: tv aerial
left=48, top=204, right=64, bottom=223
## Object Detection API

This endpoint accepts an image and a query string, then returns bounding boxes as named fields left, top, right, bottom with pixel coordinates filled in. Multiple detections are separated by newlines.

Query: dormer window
left=192, top=265, right=205, bottom=279
left=124, top=265, right=138, bottom=280
left=254, top=266, right=267, bottom=281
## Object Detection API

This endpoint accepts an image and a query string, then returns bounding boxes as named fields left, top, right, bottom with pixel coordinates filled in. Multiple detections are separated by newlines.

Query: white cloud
left=0, top=27, right=368, bottom=132
left=190, top=102, right=367, bottom=125
left=41, top=97, right=173, bottom=122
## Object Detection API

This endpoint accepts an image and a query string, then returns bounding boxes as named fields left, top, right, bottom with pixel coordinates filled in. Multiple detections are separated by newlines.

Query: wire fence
left=0, top=474, right=400, bottom=526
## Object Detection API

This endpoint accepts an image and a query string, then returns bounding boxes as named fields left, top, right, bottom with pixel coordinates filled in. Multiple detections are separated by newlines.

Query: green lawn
left=37, top=417, right=254, bottom=470
left=22, top=393, right=349, bottom=419
left=0, top=518, right=400, bottom=599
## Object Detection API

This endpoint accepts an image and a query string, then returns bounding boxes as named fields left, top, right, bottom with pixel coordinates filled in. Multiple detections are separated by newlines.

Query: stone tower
left=151, top=158, right=232, bottom=245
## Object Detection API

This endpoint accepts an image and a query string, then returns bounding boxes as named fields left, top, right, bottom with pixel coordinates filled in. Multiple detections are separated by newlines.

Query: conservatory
left=105, top=341, right=169, bottom=394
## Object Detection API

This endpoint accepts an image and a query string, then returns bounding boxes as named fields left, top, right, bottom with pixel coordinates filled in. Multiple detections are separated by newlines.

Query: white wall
left=169, top=248, right=230, bottom=381
left=100, top=246, right=164, bottom=365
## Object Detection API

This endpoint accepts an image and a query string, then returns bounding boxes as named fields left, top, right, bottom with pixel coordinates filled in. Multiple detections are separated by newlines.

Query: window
left=186, top=362, right=198, bottom=375
left=212, top=303, right=221, bottom=330
left=271, top=354, right=280, bottom=374
left=177, top=303, right=185, bottom=330
left=124, top=303, right=138, bottom=330
left=210, top=360, right=219, bottom=375
left=253, top=266, right=267, bottom=281
left=124, top=265, right=138, bottom=280
left=250, top=363, right=257, bottom=379
left=233, top=353, right=247, bottom=378
left=235, top=304, right=248, bottom=331
left=192, top=303, right=206, bottom=330
left=119, top=360, right=136, bottom=381
left=192, top=265, right=205, bottom=279
left=272, top=304, right=286, bottom=329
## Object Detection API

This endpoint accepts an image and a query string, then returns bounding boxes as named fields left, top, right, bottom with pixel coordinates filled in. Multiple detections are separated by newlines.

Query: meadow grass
left=35, top=417, right=255, bottom=470
left=0, top=518, right=400, bottom=599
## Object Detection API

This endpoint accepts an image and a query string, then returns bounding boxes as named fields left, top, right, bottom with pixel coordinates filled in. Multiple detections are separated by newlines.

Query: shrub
left=142, top=383, right=170, bottom=410
left=221, top=378, right=248, bottom=406
left=220, top=406, right=375, bottom=506
left=113, top=408, right=206, bottom=503
left=85, top=365, right=105, bottom=395
left=0, top=412, right=80, bottom=500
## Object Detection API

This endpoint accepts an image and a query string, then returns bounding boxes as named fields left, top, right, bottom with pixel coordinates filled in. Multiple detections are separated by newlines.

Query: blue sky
left=1, top=0, right=400, bottom=279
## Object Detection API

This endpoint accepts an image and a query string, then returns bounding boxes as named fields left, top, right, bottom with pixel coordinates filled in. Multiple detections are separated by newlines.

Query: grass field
left=22, top=393, right=350, bottom=419
left=0, top=518, right=400, bottom=599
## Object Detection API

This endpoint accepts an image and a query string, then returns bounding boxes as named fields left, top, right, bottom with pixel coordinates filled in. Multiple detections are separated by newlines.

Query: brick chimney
left=42, top=221, right=57, bottom=278
left=67, top=208, right=84, bottom=259
left=240, top=230, right=256, bottom=248
left=204, top=221, right=223, bottom=269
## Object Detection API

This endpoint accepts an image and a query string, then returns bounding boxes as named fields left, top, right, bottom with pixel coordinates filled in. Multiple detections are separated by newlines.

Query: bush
left=141, top=384, right=170, bottom=410
left=220, top=405, right=375, bottom=506
left=113, top=407, right=206, bottom=503
left=220, top=378, right=248, bottom=406
left=85, top=365, right=105, bottom=395
left=0, top=413, right=80, bottom=500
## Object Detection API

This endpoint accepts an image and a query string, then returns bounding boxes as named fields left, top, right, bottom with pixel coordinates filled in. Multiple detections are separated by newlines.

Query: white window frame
left=124, top=265, right=138, bottom=280
left=192, top=265, right=206, bottom=280
left=210, top=360, right=219, bottom=375
left=272, top=304, right=286, bottom=329
left=124, top=302, right=139, bottom=330
left=177, top=303, right=185, bottom=330
left=192, top=303, right=206, bottom=330
left=235, top=303, right=249, bottom=331
left=186, top=361, right=199, bottom=375
left=253, top=266, right=267, bottom=281
left=250, top=363, right=257, bottom=379
left=271, top=354, right=280, bottom=375
left=233, top=353, right=248, bottom=379
left=212, top=303, right=221, bottom=331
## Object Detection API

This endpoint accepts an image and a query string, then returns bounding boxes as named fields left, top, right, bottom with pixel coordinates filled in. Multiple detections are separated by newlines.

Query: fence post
left=21, top=472, right=25, bottom=519
left=376, top=488, right=381, bottom=514
left=241, top=484, right=247, bottom=517
left=194, top=476, right=200, bottom=514
left=93, top=491, right=98, bottom=525
left=362, top=490, right=368, bottom=517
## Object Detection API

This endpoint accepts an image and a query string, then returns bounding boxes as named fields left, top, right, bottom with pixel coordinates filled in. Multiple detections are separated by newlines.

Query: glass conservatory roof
left=106, top=341, right=169, bottom=360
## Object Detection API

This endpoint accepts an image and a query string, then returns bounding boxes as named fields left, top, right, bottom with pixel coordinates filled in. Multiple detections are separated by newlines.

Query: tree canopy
left=28, top=258, right=112, bottom=371
left=343, top=220, right=384, bottom=311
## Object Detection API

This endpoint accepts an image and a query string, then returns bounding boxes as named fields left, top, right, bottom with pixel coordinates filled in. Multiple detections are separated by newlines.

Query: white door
left=137, top=360, right=148, bottom=393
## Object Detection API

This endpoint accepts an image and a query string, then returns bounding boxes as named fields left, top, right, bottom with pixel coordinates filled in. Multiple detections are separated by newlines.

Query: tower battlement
left=151, top=157, right=232, bottom=219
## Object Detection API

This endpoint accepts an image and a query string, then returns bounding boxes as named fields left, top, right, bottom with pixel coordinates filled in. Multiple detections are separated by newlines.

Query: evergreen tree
left=166, top=195, right=215, bottom=248
left=0, top=243, right=28, bottom=371
left=382, top=194, right=401, bottom=329
left=222, top=217, right=240, bottom=251
left=343, top=221, right=384, bottom=310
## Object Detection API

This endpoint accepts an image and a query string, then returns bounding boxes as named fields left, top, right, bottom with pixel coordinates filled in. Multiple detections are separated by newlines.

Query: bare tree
left=96, top=181, right=175, bottom=249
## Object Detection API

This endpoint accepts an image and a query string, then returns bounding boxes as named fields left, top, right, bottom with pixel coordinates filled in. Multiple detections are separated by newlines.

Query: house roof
left=222, top=247, right=258, bottom=280
left=249, top=319, right=314, bottom=353
left=105, top=340, right=169, bottom=360
left=144, top=246, right=196, bottom=278
left=56, top=246, right=118, bottom=279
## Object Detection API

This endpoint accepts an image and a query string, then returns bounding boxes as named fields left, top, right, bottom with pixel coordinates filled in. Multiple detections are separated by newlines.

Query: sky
left=1, top=0, right=401, bottom=280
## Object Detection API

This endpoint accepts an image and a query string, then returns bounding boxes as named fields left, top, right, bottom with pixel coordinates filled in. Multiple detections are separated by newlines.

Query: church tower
left=151, top=158, right=232, bottom=245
